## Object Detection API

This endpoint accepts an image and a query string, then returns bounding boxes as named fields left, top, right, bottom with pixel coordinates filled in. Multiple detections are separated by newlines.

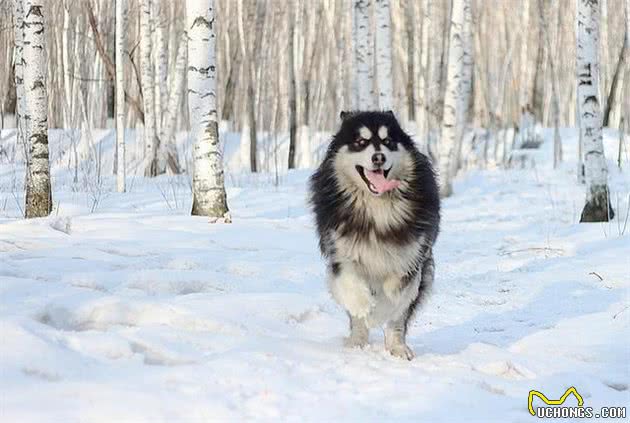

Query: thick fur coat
left=309, top=111, right=440, bottom=359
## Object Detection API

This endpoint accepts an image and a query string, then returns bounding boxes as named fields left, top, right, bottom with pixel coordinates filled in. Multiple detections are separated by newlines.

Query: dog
left=309, top=111, right=440, bottom=360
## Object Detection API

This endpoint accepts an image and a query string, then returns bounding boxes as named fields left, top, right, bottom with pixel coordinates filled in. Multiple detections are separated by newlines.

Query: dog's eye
left=354, top=138, right=368, bottom=148
left=382, top=138, right=391, bottom=146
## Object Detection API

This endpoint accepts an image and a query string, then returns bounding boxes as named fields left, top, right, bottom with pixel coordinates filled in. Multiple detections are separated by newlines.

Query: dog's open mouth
left=355, top=166, right=401, bottom=195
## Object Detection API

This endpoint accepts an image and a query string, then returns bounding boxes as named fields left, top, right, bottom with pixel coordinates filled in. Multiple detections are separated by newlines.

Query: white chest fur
left=329, top=232, right=425, bottom=327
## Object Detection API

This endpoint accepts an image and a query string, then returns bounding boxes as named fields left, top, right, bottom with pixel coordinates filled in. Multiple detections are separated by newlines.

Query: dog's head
left=331, top=111, right=412, bottom=196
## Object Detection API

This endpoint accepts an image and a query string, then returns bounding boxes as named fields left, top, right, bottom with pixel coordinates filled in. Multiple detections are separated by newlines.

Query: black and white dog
left=310, top=111, right=440, bottom=359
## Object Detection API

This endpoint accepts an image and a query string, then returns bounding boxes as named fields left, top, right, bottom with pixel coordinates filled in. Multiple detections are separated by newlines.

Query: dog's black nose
left=372, top=153, right=386, bottom=166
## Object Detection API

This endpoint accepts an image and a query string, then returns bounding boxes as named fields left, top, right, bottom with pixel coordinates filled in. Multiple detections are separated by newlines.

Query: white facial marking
left=359, top=126, right=372, bottom=140
left=378, top=126, right=388, bottom=140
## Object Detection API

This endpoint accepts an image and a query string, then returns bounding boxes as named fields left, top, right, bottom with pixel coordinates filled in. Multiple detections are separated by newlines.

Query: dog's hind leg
left=344, top=314, right=369, bottom=348
left=384, top=254, right=435, bottom=360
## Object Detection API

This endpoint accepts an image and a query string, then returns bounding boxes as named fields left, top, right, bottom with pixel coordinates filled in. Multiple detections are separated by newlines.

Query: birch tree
left=13, top=0, right=26, bottom=163
left=418, top=0, right=432, bottom=142
left=22, top=0, right=52, bottom=218
left=375, top=0, right=393, bottom=110
left=404, top=0, right=416, bottom=121
left=438, top=0, right=472, bottom=198
left=188, top=0, right=229, bottom=218
left=152, top=0, right=167, bottom=128
left=576, top=0, right=614, bottom=222
left=141, top=0, right=160, bottom=177
left=288, top=3, right=298, bottom=169
left=352, top=0, right=375, bottom=109
left=159, top=32, right=187, bottom=173
left=538, top=0, right=562, bottom=168
left=115, top=0, right=126, bottom=193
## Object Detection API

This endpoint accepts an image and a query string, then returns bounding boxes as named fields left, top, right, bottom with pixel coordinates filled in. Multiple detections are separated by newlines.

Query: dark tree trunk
left=248, top=81, right=257, bottom=173
left=603, top=32, right=627, bottom=127
left=580, top=187, right=615, bottom=222
left=288, top=6, right=297, bottom=170
left=222, top=47, right=240, bottom=122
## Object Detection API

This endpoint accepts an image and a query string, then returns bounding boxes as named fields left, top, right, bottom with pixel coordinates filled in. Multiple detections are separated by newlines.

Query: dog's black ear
left=384, top=110, right=395, bottom=116
left=340, top=111, right=350, bottom=120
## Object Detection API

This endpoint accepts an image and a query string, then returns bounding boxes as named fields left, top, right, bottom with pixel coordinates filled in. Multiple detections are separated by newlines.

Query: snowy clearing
left=1, top=129, right=629, bottom=422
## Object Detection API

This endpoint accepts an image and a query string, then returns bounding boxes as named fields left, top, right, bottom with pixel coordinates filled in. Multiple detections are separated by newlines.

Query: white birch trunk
left=153, top=0, right=167, bottom=129
left=538, top=0, right=562, bottom=168
left=159, top=32, right=186, bottom=174
left=13, top=0, right=27, bottom=163
left=22, top=0, right=52, bottom=218
left=188, top=0, right=229, bottom=218
left=519, top=0, right=530, bottom=114
left=115, top=0, right=126, bottom=193
left=61, top=2, right=73, bottom=127
left=577, top=0, right=614, bottom=222
left=352, top=0, right=375, bottom=109
left=438, top=0, right=472, bottom=198
left=375, top=0, right=393, bottom=110
left=141, top=0, right=160, bottom=176
left=419, top=0, right=432, bottom=143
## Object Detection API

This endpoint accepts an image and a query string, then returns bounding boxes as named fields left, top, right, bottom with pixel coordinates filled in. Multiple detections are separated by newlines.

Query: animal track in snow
left=35, top=301, right=230, bottom=334
left=476, top=360, right=536, bottom=380
left=129, top=341, right=196, bottom=366
left=21, top=367, right=61, bottom=382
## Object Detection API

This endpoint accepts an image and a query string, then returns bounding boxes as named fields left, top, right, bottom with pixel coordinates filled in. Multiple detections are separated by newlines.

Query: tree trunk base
left=25, top=184, right=52, bottom=218
left=191, top=192, right=229, bottom=220
left=580, top=189, right=615, bottom=222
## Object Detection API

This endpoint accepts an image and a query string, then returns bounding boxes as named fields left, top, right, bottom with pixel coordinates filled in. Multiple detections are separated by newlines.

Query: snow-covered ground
left=1, top=127, right=629, bottom=422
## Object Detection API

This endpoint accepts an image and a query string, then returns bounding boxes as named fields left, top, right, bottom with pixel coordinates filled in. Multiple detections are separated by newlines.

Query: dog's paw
left=387, top=343, right=415, bottom=360
left=344, top=335, right=369, bottom=349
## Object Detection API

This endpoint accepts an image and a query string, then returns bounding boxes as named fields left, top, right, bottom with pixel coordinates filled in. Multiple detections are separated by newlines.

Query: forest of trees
left=0, top=0, right=628, bottom=221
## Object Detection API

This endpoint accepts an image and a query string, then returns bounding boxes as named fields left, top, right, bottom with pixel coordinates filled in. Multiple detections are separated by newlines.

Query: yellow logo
left=528, top=387, right=584, bottom=416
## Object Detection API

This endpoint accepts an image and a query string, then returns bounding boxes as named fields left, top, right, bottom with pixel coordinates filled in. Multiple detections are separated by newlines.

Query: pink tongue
left=364, top=170, right=401, bottom=194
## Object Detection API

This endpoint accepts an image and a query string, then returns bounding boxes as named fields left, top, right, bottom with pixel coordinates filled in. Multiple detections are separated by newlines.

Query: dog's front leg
left=384, top=317, right=415, bottom=360
left=328, top=262, right=374, bottom=318
left=344, top=314, right=369, bottom=348
left=328, top=262, right=374, bottom=348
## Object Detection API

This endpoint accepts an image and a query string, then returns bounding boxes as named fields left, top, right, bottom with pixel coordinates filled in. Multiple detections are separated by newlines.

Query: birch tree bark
left=13, top=0, right=27, bottom=164
left=352, top=0, right=375, bottom=109
left=115, top=0, right=126, bottom=193
left=152, top=0, right=167, bottom=129
left=519, top=0, right=530, bottom=115
left=419, top=0, right=432, bottom=143
left=61, top=2, right=73, bottom=128
left=22, top=0, right=52, bottom=218
left=577, top=0, right=614, bottom=222
left=141, top=0, right=160, bottom=177
left=375, top=0, right=393, bottom=110
left=538, top=0, right=562, bottom=168
left=405, top=0, right=416, bottom=122
left=438, top=0, right=472, bottom=198
left=159, top=32, right=186, bottom=174
left=188, top=0, right=229, bottom=218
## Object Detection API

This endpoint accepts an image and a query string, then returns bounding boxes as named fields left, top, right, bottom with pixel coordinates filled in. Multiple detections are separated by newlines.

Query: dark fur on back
left=310, top=111, right=440, bottom=258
